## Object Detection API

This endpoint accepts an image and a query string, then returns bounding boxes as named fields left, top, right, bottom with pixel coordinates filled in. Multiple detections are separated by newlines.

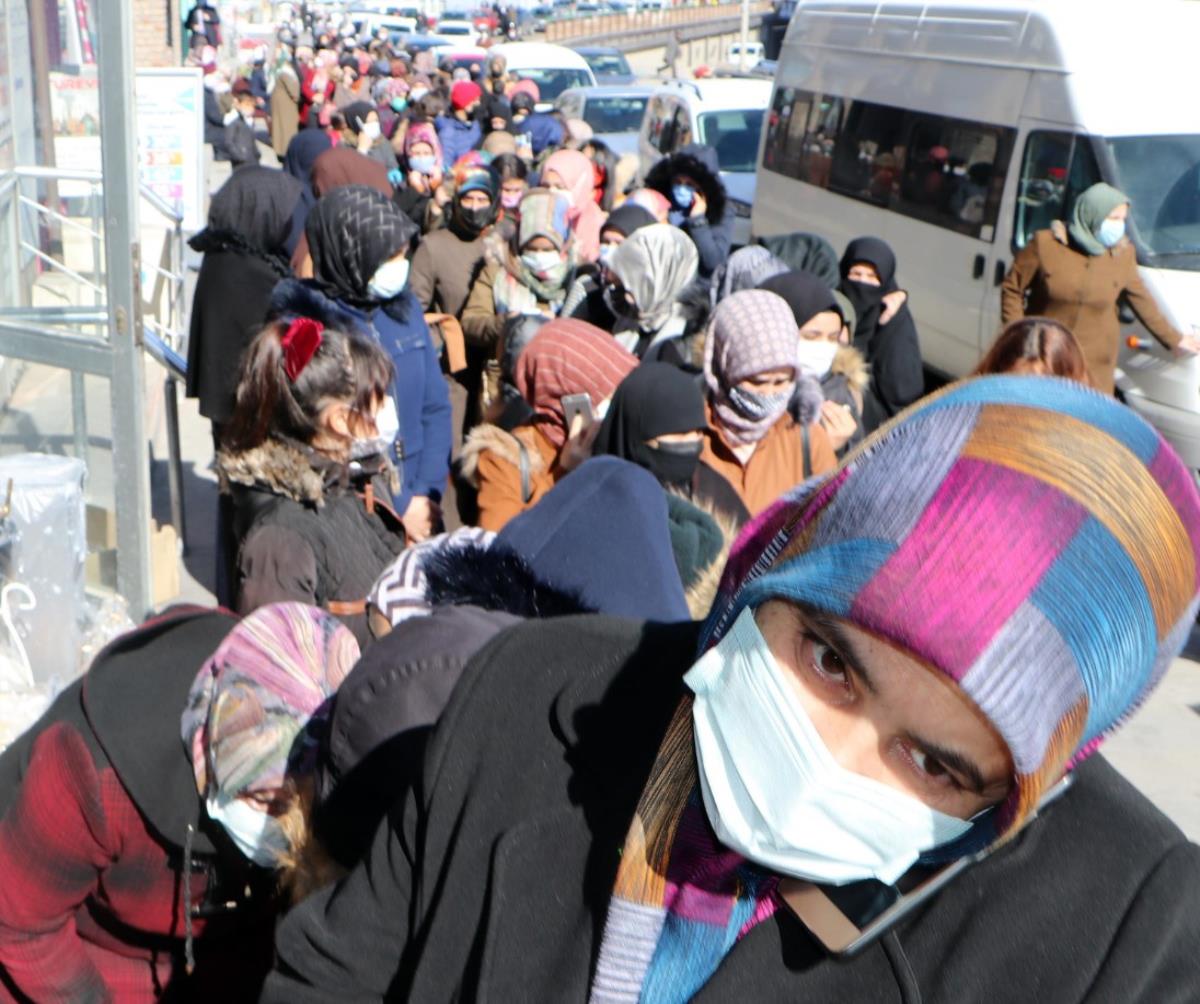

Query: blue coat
left=514, top=113, right=564, bottom=156
left=366, top=294, right=453, bottom=514
left=435, top=115, right=482, bottom=169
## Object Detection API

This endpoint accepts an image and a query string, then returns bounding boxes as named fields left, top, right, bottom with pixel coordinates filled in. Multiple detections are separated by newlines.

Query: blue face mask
left=391, top=96, right=408, bottom=113
left=1098, top=217, right=1125, bottom=248
left=672, top=183, right=696, bottom=210
left=409, top=154, right=438, bottom=175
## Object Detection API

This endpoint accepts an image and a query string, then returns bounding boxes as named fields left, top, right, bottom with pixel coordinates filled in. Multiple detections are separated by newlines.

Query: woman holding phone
left=457, top=318, right=636, bottom=531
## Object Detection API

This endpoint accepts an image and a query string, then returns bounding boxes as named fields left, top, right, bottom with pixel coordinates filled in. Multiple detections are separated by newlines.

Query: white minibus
left=753, top=0, right=1200, bottom=466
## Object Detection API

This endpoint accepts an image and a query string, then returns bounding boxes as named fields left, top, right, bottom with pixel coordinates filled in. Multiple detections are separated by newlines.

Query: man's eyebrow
left=805, top=612, right=878, bottom=696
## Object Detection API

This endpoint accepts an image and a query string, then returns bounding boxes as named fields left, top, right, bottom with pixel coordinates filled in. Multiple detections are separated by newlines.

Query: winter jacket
left=461, top=256, right=569, bottom=354
left=409, top=225, right=489, bottom=322
left=218, top=437, right=406, bottom=647
left=645, top=144, right=734, bottom=280
left=456, top=422, right=562, bottom=531
left=264, top=615, right=1200, bottom=1003
left=434, top=114, right=482, bottom=169
left=1000, top=225, right=1183, bottom=394
left=0, top=609, right=277, bottom=1003
left=513, top=112, right=563, bottom=156
left=817, top=344, right=870, bottom=456
left=270, top=67, right=301, bottom=157
left=203, top=87, right=227, bottom=153
left=700, top=401, right=837, bottom=517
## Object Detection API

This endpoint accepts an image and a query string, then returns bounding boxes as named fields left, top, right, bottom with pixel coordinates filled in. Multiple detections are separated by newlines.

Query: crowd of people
left=1, top=10, right=1200, bottom=1003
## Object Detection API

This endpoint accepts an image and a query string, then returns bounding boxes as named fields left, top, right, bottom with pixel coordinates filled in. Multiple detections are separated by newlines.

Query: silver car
left=554, top=85, right=654, bottom=159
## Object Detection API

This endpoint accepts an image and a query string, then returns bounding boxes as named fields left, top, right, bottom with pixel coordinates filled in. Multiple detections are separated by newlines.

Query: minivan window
left=583, top=95, right=648, bottom=134
left=699, top=108, right=766, bottom=173
left=1013, top=131, right=1102, bottom=249
left=1104, top=134, right=1200, bottom=271
left=513, top=68, right=593, bottom=102
left=763, top=87, right=1014, bottom=239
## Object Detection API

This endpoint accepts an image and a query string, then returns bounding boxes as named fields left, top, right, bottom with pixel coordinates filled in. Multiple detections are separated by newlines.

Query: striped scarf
left=589, top=699, right=778, bottom=1004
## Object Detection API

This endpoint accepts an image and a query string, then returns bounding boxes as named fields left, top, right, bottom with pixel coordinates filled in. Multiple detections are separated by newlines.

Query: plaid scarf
left=589, top=699, right=779, bottom=1004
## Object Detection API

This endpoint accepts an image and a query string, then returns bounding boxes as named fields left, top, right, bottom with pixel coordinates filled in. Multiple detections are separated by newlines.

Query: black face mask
left=641, top=439, right=703, bottom=488
left=455, top=203, right=494, bottom=235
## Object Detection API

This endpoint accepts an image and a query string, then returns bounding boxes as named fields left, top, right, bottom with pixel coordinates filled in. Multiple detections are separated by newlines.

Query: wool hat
left=508, top=77, right=540, bottom=102
left=450, top=79, right=482, bottom=111
left=452, top=151, right=500, bottom=199
left=700, top=375, right=1200, bottom=840
left=181, top=603, right=360, bottom=801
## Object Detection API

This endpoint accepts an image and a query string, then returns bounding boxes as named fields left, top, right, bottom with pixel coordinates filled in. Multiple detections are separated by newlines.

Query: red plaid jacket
left=0, top=722, right=273, bottom=1002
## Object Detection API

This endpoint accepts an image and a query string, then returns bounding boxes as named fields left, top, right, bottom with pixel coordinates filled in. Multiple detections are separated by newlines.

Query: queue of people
left=2, top=13, right=1200, bottom=1003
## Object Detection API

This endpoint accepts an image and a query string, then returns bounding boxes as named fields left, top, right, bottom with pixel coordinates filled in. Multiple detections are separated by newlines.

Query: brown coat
left=269, top=67, right=301, bottom=157
left=1000, top=227, right=1182, bottom=393
left=409, top=227, right=489, bottom=320
left=700, top=403, right=837, bottom=517
left=457, top=423, right=563, bottom=531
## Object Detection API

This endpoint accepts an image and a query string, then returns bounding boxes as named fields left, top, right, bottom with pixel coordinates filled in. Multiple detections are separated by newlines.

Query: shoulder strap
left=517, top=436, right=532, bottom=504
left=802, top=422, right=812, bottom=480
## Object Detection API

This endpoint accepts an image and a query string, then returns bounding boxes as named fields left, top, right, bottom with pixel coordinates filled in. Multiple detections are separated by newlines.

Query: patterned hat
left=182, top=603, right=360, bottom=800
left=701, top=376, right=1200, bottom=838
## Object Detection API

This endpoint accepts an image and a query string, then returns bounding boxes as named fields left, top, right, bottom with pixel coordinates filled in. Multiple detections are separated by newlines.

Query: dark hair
left=224, top=318, right=394, bottom=452
left=586, top=139, right=618, bottom=212
left=492, top=152, right=527, bottom=181
left=413, top=93, right=446, bottom=121
left=974, top=317, right=1091, bottom=385
left=511, top=92, right=535, bottom=114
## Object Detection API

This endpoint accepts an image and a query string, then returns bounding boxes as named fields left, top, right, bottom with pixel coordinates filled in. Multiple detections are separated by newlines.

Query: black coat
left=645, top=144, right=734, bottom=280
left=265, top=617, right=1200, bottom=1002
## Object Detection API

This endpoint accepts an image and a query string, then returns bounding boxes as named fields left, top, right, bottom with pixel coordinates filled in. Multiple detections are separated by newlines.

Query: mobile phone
left=560, top=392, right=594, bottom=432
left=779, top=775, right=1073, bottom=956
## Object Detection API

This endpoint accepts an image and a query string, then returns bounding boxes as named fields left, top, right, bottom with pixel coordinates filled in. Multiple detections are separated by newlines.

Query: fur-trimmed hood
left=644, top=143, right=727, bottom=226
left=217, top=437, right=329, bottom=505
left=456, top=423, right=548, bottom=489
left=793, top=371, right=826, bottom=426
left=829, top=344, right=869, bottom=394
left=268, top=277, right=376, bottom=339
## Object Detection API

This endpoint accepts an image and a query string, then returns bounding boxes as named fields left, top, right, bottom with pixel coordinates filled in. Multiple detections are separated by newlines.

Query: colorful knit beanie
left=182, top=603, right=360, bottom=801
left=517, top=188, right=573, bottom=251
left=452, top=151, right=500, bottom=200
left=700, top=375, right=1200, bottom=838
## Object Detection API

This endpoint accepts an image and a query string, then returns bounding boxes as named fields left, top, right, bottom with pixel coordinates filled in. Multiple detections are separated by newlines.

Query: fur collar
left=675, top=494, right=737, bottom=621
left=423, top=544, right=588, bottom=617
left=457, top=423, right=548, bottom=488
left=217, top=437, right=328, bottom=505
left=268, top=278, right=376, bottom=339
left=830, top=345, right=869, bottom=393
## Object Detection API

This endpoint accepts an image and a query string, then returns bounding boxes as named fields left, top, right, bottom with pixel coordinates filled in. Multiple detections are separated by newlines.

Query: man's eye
left=810, top=640, right=848, bottom=684
left=910, top=746, right=949, bottom=780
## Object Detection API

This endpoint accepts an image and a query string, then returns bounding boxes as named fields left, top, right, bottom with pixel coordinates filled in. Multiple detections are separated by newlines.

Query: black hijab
left=758, top=270, right=842, bottom=329
left=838, top=235, right=899, bottom=354
left=306, top=184, right=418, bottom=310
left=601, top=203, right=656, bottom=240
left=757, top=231, right=840, bottom=289
left=593, top=363, right=706, bottom=489
left=283, top=129, right=335, bottom=206
left=187, top=166, right=303, bottom=276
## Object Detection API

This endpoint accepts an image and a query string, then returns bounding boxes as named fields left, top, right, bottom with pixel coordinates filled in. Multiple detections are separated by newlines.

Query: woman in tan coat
left=270, top=61, right=301, bottom=158
left=1000, top=182, right=1199, bottom=393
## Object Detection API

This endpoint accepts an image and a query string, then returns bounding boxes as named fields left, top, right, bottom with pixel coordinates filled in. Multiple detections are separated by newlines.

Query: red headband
left=282, top=317, right=324, bottom=382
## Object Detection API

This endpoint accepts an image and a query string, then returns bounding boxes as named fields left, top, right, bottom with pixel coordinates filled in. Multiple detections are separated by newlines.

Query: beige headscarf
left=610, top=223, right=699, bottom=335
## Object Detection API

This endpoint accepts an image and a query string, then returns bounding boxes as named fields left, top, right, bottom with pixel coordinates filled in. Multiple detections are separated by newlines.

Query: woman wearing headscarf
left=340, top=100, right=400, bottom=174
left=562, top=202, right=656, bottom=329
left=282, top=129, right=334, bottom=211
left=457, top=318, right=636, bottom=531
left=701, top=289, right=836, bottom=516
left=0, top=603, right=355, bottom=1002
left=461, top=189, right=576, bottom=364
left=409, top=155, right=501, bottom=431
left=541, top=148, right=607, bottom=263
left=711, top=244, right=790, bottom=307
left=606, top=223, right=701, bottom=364
left=838, top=236, right=924, bottom=430
left=396, top=120, right=446, bottom=229
left=760, top=269, right=870, bottom=456
left=291, top=145, right=393, bottom=275
left=593, top=361, right=750, bottom=529
left=187, top=166, right=303, bottom=434
left=267, top=376, right=1200, bottom=1004
left=1000, top=181, right=1199, bottom=392
left=293, top=184, right=453, bottom=544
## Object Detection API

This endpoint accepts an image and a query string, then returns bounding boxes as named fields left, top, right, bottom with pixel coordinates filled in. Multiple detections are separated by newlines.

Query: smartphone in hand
left=561, top=393, right=594, bottom=434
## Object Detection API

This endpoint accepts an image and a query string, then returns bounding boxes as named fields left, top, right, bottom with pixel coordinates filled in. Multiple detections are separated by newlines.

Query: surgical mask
left=796, top=339, right=839, bottom=380
left=521, top=250, right=567, bottom=283
left=672, top=183, right=696, bottom=209
left=500, top=189, right=523, bottom=210
left=391, top=96, right=408, bottom=113
left=1098, top=217, right=1125, bottom=248
left=361, top=120, right=381, bottom=141
left=727, top=383, right=793, bottom=423
left=206, top=792, right=290, bottom=869
left=598, top=244, right=615, bottom=267
left=409, top=154, right=437, bottom=175
left=410, top=86, right=429, bottom=102
left=351, top=396, right=401, bottom=461
left=686, top=608, right=973, bottom=885
left=368, top=256, right=410, bottom=300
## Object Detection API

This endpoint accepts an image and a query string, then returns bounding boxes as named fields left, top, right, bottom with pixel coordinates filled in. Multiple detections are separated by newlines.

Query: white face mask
left=685, top=608, right=973, bottom=886
left=368, top=256, right=410, bottom=301
left=521, top=249, right=566, bottom=283
left=206, top=792, right=290, bottom=868
left=351, top=397, right=400, bottom=461
left=362, top=120, right=382, bottom=141
left=796, top=339, right=839, bottom=380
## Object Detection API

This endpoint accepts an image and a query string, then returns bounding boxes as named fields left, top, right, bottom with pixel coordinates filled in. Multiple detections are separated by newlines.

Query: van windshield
left=513, top=68, right=593, bottom=103
left=698, top=109, right=766, bottom=173
left=1105, top=134, right=1200, bottom=270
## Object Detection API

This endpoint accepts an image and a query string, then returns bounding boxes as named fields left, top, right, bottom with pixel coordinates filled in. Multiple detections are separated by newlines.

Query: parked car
left=638, top=77, right=772, bottom=244
left=435, top=17, right=477, bottom=37
left=573, top=46, right=638, bottom=86
left=757, top=0, right=1200, bottom=466
left=726, top=40, right=764, bottom=65
left=404, top=32, right=460, bottom=52
left=490, top=41, right=597, bottom=110
left=431, top=45, right=490, bottom=72
left=556, top=85, right=652, bottom=157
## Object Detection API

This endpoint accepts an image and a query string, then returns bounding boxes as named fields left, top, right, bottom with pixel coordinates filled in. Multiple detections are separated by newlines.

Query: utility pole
left=739, top=0, right=749, bottom=69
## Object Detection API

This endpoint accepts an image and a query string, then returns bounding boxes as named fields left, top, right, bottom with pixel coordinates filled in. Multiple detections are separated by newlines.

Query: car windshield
left=1104, top=134, right=1200, bottom=271
left=698, top=108, right=766, bottom=173
left=514, top=68, right=593, bottom=102
left=583, top=95, right=647, bottom=134
left=586, top=53, right=632, bottom=77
